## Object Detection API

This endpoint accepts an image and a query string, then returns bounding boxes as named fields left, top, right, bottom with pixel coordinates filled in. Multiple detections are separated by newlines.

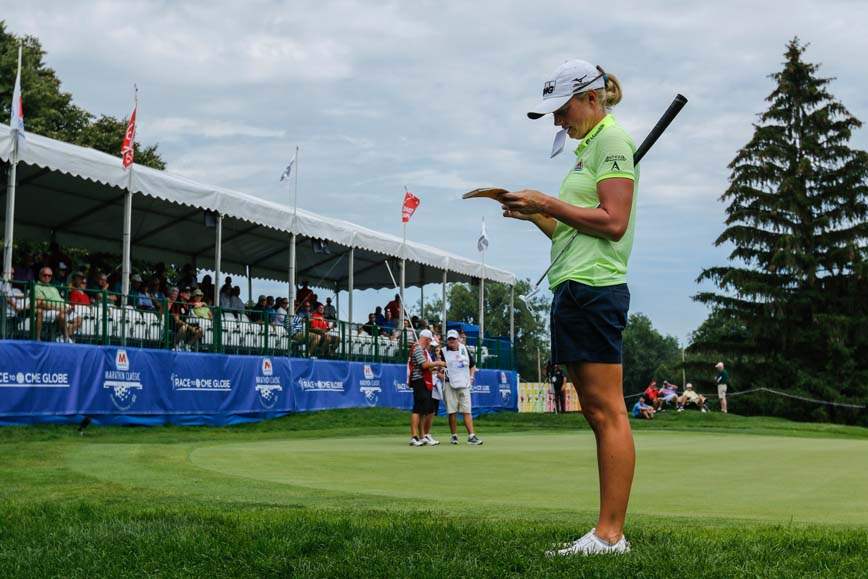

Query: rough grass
left=1, top=409, right=866, bottom=578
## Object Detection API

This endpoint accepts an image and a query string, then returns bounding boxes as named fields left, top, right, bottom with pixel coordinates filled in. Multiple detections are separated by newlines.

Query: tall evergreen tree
left=694, top=39, right=868, bottom=423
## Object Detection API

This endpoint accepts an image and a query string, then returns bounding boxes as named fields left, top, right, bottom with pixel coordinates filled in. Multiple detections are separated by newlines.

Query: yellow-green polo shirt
left=548, top=114, right=638, bottom=289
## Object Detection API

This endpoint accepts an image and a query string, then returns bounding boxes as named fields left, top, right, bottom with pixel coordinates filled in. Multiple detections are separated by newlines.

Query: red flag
left=401, top=191, right=421, bottom=223
left=121, top=102, right=137, bottom=169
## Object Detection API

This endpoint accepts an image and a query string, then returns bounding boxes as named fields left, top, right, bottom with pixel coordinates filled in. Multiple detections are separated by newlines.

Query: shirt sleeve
left=593, top=128, right=635, bottom=183
left=412, top=345, right=427, bottom=368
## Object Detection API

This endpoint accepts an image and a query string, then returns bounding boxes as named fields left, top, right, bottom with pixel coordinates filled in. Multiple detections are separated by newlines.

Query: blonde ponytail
left=587, top=71, right=622, bottom=111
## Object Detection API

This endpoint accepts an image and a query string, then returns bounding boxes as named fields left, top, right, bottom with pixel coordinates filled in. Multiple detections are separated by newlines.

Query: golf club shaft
left=529, top=94, right=689, bottom=291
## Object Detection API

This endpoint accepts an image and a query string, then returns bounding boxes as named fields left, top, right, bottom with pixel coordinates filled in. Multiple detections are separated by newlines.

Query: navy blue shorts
left=550, top=281, right=630, bottom=365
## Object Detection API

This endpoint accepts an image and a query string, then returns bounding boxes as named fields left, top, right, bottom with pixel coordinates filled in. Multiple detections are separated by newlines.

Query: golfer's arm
left=540, top=178, right=634, bottom=242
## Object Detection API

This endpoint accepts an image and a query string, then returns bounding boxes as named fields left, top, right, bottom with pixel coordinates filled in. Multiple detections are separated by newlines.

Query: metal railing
left=0, top=280, right=515, bottom=369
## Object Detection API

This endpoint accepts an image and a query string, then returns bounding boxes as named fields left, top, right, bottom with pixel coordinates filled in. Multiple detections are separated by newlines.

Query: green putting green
left=67, top=430, right=868, bottom=526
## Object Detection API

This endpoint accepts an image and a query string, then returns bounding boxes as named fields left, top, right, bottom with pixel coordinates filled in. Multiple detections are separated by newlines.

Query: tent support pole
left=2, top=135, right=19, bottom=282
left=288, top=233, right=296, bottom=309
left=214, top=214, right=222, bottom=306
left=441, top=269, right=447, bottom=336
left=121, top=177, right=133, bottom=299
left=509, top=284, right=515, bottom=346
left=348, top=247, right=354, bottom=326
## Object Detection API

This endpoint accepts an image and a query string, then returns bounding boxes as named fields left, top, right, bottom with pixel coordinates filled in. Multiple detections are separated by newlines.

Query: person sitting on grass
left=631, top=396, right=655, bottom=420
left=658, top=381, right=679, bottom=408
left=643, top=380, right=662, bottom=411
left=677, top=383, right=708, bottom=413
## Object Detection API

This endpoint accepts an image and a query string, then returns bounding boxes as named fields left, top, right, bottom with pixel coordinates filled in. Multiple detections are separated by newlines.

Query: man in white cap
left=715, top=362, right=729, bottom=413
left=407, top=329, right=446, bottom=446
left=442, top=329, right=483, bottom=445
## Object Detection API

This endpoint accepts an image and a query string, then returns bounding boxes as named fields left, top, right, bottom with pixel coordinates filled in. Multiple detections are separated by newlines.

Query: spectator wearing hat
left=659, top=381, right=679, bottom=408
left=441, top=329, right=483, bottom=445
left=715, top=362, right=729, bottom=414
left=407, top=329, right=447, bottom=447
left=54, top=261, right=69, bottom=287
left=129, top=274, right=155, bottom=310
left=190, top=289, right=212, bottom=320
left=34, top=267, right=72, bottom=343
left=677, top=383, right=707, bottom=412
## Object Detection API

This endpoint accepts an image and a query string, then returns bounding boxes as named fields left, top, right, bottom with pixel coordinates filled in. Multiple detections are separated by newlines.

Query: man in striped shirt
left=408, top=329, right=446, bottom=446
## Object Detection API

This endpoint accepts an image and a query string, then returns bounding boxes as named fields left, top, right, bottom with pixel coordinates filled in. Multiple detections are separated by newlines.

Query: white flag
left=10, top=44, right=25, bottom=140
left=477, top=217, right=489, bottom=252
left=280, top=153, right=296, bottom=181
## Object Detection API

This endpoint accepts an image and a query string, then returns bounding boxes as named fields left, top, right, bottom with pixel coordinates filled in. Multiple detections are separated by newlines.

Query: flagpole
left=2, top=43, right=22, bottom=283
left=121, top=85, right=137, bottom=301
left=400, top=186, right=408, bottom=338
left=288, top=145, right=299, bottom=310
left=478, top=217, right=486, bottom=343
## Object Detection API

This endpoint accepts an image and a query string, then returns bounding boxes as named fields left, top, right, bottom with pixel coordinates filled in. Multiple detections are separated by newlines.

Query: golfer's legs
left=567, top=362, right=635, bottom=542
left=463, top=412, right=475, bottom=435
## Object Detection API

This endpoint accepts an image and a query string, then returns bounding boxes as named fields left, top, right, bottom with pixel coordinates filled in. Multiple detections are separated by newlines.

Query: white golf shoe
left=547, top=529, right=630, bottom=557
left=423, top=434, right=440, bottom=446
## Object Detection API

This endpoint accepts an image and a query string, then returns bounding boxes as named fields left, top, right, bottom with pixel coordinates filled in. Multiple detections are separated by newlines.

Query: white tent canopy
left=0, top=124, right=515, bottom=290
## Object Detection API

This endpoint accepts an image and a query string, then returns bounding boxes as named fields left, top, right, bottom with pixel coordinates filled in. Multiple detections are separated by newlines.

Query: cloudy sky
left=5, top=0, right=868, bottom=341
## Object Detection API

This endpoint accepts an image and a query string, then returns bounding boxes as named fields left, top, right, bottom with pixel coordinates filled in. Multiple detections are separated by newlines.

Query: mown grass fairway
left=2, top=409, right=867, bottom=577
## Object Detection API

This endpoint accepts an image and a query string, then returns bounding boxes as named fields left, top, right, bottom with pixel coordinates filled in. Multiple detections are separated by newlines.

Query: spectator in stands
left=308, top=303, right=335, bottom=357
left=170, top=287, right=202, bottom=351
left=178, top=263, right=196, bottom=290
left=147, top=277, right=165, bottom=307
left=129, top=274, right=156, bottom=311
left=228, top=286, right=245, bottom=312
left=190, top=289, right=212, bottom=320
left=95, top=273, right=118, bottom=305
left=271, top=297, right=288, bottom=327
left=296, top=281, right=313, bottom=309
left=45, top=241, right=71, bottom=273
left=644, top=380, right=662, bottom=411
left=1, top=266, right=25, bottom=332
left=249, top=295, right=267, bottom=323
left=457, top=328, right=467, bottom=345
left=199, top=275, right=214, bottom=305
left=219, top=277, right=233, bottom=307
left=631, top=396, right=655, bottom=420
left=677, top=383, right=708, bottom=413
left=659, top=381, right=679, bottom=408
left=374, top=306, right=386, bottom=326
left=385, top=293, right=402, bottom=321
left=362, top=313, right=378, bottom=336
left=323, top=297, right=337, bottom=321
left=55, top=261, right=69, bottom=287
left=382, top=308, right=395, bottom=330
left=34, top=267, right=72, bottom=343
left=66, top=271, right=90, bottom=338
left=411, top=315, right=421, bottom=330
left=264, top=296, right=276, bottom=323
left=18, top=254, right=35, bottom=282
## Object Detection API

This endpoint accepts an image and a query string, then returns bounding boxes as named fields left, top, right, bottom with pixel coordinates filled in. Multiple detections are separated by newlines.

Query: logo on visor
left=542, top=81, right=556, bottom=96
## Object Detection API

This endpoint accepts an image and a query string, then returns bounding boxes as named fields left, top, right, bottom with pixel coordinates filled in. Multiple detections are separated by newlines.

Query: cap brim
left=527, top=95, right=571, bottom=119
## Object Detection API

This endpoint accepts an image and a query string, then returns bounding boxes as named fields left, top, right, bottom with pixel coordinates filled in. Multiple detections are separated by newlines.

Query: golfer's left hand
left=500, top=189, right=550, bottom=214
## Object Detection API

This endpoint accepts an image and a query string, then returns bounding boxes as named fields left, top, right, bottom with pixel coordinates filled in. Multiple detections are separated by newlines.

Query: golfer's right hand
left=502, top=209, right=537, bottom=221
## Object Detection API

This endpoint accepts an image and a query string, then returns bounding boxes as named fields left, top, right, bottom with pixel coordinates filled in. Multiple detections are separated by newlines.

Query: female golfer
left=501, top=59, right=636, bottom=556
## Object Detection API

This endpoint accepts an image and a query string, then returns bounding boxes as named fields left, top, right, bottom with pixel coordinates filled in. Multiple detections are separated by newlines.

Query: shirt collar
left=575, top=114, right=615, bottom=157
